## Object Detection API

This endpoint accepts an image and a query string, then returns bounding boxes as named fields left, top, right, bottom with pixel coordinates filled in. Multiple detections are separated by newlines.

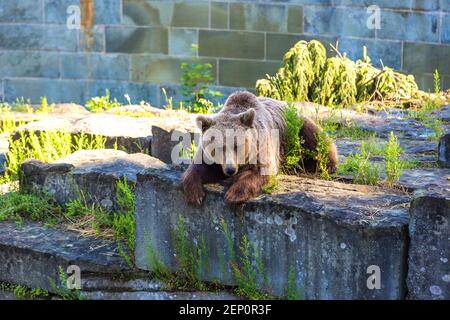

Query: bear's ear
left=196, top=115, right=215, bottom=132
left=239, top=108, right=255, bottom=127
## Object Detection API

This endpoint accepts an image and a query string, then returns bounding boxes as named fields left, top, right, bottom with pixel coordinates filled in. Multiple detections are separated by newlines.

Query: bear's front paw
left=183, top=181, right=205, bottom=207
left=225, top=183, right=257, bottom=204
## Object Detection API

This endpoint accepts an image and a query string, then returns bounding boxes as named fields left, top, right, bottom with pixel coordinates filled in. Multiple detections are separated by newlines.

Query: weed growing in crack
left=384, top=132, right=403, bottom=186
left=48, top=266, right=83, bottom=300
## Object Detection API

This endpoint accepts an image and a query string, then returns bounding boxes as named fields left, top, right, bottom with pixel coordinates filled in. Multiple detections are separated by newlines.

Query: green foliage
left=384, top=132, right=403, bottom=185
left=434, top=69, right=441, bottom=95
left=338, top=143, right=380, bottom=185
left=180, top=140, right=197, bottom=161
left=230, top=236, right=272, bottom=300
left=261, top=176, right=279, bottom=194
left=85, top=89, right=121, bottom=112
left=145, top=240, right=171, bottom=280
left=339, top=132, right=409, bottom=186
left=281, top=104, right=306, bottom=174
left=220, top=218, right=235, bottom=263
left=406, top=95, right=443, bottom=141
left=180, top=44, right=222, bottom=113
left=113, top=178, right=136, bottom=267
left=325, top=121, right=376, bottom=140
left=37, top=97, right=54, bottom=113
left=3, top=130, right=105, bottom=182
left=11, top=97, right=33, bottom=113
left=48, top=266, right=83, bottom=300
left=256, top=40, right=420, bottom=107
left=0, top=282, right=50, bottom=300
left=282, top=104, right=333, bottom=178
left=0, top=112, right=25, bottom=134
left=0, top=190, right=62, bottom=225
left=287, top=266, right=303, bottom=300
left=314, top=129, right=333, bottom=180
left=171, top=216, right=207, bottom=289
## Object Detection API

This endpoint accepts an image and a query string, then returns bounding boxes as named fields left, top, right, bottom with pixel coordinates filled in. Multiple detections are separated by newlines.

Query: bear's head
left=196, top=108, right=256, bottom=176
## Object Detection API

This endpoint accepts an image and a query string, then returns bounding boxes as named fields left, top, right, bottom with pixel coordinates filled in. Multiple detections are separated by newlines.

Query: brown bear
left=181, top=91, right=338, bottom=206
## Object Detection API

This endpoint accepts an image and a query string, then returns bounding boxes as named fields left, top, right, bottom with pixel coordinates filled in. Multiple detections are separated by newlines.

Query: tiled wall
left=0, top=0, right=449, bottom=107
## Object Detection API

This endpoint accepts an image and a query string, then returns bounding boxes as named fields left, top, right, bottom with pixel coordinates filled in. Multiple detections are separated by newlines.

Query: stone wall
left=0, top=0, right=449, bottom=107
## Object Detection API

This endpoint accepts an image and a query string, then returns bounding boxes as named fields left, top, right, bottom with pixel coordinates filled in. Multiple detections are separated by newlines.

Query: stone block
left=79, top=25, right=106, bottom=52
left=0, top=0, right=42, bottom=22
left=379, top=11, right=440, bottom=43
left=412, top=73, right=435, bottom=92
left=266, top=34, right=338, bottom=60
left=333, top=0, right=410, bottom=9
left=338, top=38, right=402, bottom=70
left=230, top=3, right=287, bottom=32
left=199, top=30, right=265, bottom=60
left=106, top=26, right=168, bottom=54
left=150, top=123, right=198, bottom=164
left=403, top=43, right=450, bottom=75
left=219, top=59, right=280, bottom=88
left=3, top=79, right=87, bottom=104
left=171, top=1, right=209, bottom=28
left=438, top=133, right=450, bottom=168
left=123, top=0, right=208, bottom=28
left=0, top=51, right=60, bottom=78
left=135, top=167, right=410, bottom=299
left=0, top=25, right=77, bottom=51
left=442, top=14, right=450, bottom=43
left=60, top=53, right=89, bottom=79
left=131, top=55, right=217, bottom=84
left=407, top=187, right=450, bottom=299
left=87, top=80, right=160, bottom=106
left=169, top=29, right=198, bottom=56
left=44, top=0, right=121, bottom=25
left=411, top=0, right=441, bottom=11
left=21, top=150, right=166, bottom=210
left=90, top=54, right=130, bottom=81
left=304, top=6, right=375, bottom=38
left=288, top=5, right=303, bottom=34
left=0, top=221, right=130, bottom=292
left=211, top=2, right=229, bottom=29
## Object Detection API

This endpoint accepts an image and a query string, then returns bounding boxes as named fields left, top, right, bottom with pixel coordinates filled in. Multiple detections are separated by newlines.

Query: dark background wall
left=0, top=0, right=449, bottom=107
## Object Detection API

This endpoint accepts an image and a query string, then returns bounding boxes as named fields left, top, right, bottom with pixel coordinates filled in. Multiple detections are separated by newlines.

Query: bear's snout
left=223, top=165, right=238, bottom=176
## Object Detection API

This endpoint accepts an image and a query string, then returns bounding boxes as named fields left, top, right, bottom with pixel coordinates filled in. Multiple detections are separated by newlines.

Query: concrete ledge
left=407, top=187, right=450, bottom=299
left=20, top=149, right=167, bottom=211
left=0, top=221, right=130, bottom=292
left=135, top=167, right=411, bottom=299
left=0, top=221, right=238, bottom=300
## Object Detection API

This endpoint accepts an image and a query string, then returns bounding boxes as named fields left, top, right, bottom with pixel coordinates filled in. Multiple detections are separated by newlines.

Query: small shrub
left=113, top=178, right=136, bottom=266
left=338, top=143, right=380, bottom=185
left=11, top=97, right=33, bottom=113
left=434, top=69, right=441, bottom=95
left=3, top=131, right=106, bottom=182
left=384, top=132, right=403, bottom=185
left=281, top=104, right=306, bottom=174
left=85, top=89, right=121, bottom=112
left=181, top=44, right=222, bottom=113
left=256, top=40, right=420, bottom=107
left=287, top=266, right=301, bottom=300
left=36, top=97, right=54, bottom=113
left=0, top=282, right=50, bottom=300
left=0, top=112, right=25, bottom=134
left=261, top=176, right=279, bottom=194
left=48, top=266, right=83, bottom=300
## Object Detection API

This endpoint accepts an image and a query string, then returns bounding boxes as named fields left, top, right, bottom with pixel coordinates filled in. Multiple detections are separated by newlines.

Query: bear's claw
left=225, top=183, right=254, bottom=204
left=183, top=182, right=205, bottom=207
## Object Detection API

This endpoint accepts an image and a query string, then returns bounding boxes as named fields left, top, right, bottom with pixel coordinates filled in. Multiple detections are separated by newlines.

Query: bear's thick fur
left=182, top=91, right=338, bottom=206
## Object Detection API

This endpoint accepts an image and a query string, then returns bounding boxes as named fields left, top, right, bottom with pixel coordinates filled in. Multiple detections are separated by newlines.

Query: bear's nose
left=224, top=166, right=238, bottom=176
